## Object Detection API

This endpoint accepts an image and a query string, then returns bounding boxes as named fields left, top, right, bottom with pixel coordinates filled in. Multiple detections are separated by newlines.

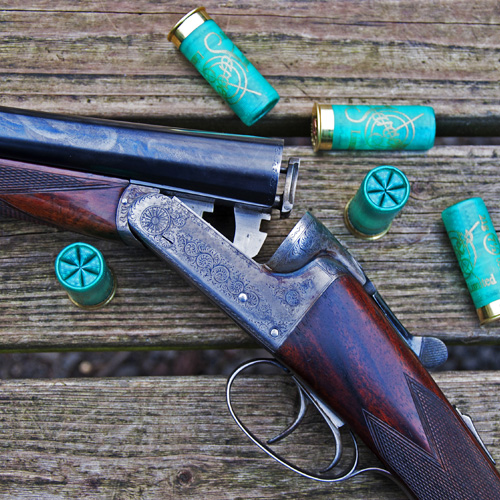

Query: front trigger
left=261, top=365, right=346, bottom=473
left=250, top=360, right=345, bottom=472
left=267, top=381, right=310, bottom=444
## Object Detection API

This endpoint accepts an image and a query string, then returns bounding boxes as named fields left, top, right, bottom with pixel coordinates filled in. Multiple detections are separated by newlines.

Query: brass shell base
left=343, top=198, right=391, bottom=241
left=477, top=299, right=500, bottom=325
left=311, top=103, right=334, bottom=152
left=168, top=7, right=211, bottom=48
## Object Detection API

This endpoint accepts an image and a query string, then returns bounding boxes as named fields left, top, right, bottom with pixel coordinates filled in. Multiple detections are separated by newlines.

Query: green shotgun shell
left=168, top=7, right=279, bottom=126
left=55, top=242, right=116, bottom=309
left=345, top=166, right=410, bottom=240
left=442, top=198, right=500, bottom=325
left=311, top=103, right=436, bottom=152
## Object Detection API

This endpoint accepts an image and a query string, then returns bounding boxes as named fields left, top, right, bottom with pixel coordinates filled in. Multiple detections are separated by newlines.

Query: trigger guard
left=226, top=358, right=360, bottom=483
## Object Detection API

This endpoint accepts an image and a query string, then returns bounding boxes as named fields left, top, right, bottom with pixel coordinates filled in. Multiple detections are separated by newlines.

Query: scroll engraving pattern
left=128, top=194, right=334, bottom=348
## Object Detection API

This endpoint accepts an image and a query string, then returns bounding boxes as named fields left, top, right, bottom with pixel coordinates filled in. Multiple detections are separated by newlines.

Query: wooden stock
left=0, top=158, right=128, bottom=240
left=277, top=273, right=500, bottom=499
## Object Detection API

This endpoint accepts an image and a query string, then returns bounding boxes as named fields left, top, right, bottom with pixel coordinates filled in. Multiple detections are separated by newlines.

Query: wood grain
left=0, top=372, right=497, bottom=499
left=2, top=145, right=500, bottom=351
left=0, top=159, right=128, bottom=239
left=0, top=1, right=497, bottom=136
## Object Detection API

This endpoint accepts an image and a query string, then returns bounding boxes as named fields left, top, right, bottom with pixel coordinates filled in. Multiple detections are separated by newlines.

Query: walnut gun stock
left=0, top=106, right=298, bottom=257
left=277, top=273, right=500, bottom=498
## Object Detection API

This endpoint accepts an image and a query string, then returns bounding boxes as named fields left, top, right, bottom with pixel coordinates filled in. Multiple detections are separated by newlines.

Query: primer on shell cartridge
left=55, top=242, right=116, bottom=309
left=442, top=197, right=500, bottom=325
left=344, top=165, right=410, bottom=240
left=168, top=7, right=279, bottom=126
left=311, top=104, right=435, bottom=152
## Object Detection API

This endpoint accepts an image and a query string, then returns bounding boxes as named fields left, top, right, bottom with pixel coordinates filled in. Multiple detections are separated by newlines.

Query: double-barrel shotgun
left=0, top=107, right=499, bottom=499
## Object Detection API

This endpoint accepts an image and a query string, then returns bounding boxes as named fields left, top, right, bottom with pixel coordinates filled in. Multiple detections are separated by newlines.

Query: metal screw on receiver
left=344, top=165, right=410, bottom=240
left=55, top=242, right=117, bottom=309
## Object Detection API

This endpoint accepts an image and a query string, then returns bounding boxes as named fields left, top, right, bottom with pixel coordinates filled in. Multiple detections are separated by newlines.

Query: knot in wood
left=177, top=469, right=193, bottom=486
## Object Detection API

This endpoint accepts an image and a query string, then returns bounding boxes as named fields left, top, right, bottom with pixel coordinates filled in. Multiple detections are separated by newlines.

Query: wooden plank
left=2, top=145, right=500, bottom=351
left=0, top=1, right=497, bottom=136
left=0, top=372, right=498, bottom=499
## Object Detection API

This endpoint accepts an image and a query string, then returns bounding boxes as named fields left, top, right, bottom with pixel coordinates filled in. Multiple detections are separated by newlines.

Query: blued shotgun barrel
left=0, top=106, right=284, bottom=209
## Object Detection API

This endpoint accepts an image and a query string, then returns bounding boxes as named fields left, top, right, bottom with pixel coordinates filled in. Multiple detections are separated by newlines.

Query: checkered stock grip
left=0, top=157, right=128, bottom=239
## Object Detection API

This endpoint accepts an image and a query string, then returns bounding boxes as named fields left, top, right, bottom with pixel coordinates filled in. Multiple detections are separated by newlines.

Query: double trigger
left=226, top=358, right=360, bottom=483
left=226, top=358, right=415, bottom=499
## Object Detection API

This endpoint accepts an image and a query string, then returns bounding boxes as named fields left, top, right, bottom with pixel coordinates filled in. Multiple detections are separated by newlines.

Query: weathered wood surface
left=0, top=2, right=499, bottom=499
left=0, top=372, right=497, bottom=499
left=0, top=1, right=498, bottom=137
left=2, top=145, right=500, bottom=350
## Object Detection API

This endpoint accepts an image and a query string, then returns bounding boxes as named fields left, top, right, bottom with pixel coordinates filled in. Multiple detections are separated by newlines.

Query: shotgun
left=1, top=107, right=499, bottom=499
